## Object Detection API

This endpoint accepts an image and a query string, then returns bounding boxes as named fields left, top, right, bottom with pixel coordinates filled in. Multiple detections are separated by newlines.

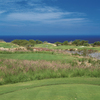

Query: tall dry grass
left=0, top=59, right=100, bottom=85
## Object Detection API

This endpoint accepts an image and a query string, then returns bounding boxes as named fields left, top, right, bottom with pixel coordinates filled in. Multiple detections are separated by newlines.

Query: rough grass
left=0, top=59, right=100, bottom=85
left=0, top=78, right=100, bottom=100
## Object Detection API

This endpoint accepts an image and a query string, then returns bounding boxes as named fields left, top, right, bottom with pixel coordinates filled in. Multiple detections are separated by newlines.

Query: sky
left=0, top=0, right=100, bottom=36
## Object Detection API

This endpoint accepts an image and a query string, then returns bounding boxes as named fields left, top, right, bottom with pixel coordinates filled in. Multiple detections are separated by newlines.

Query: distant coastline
left=0, top=35, right=100, bottom=43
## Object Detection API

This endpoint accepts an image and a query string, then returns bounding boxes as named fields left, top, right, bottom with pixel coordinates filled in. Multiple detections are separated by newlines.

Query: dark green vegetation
left=72, top=39, right=89, bottom=46
left=11, top=39, right=90, bottom=47
left=11, top=39, right=43, bottom=47
left=0, top=78, right=100, bottom=100
left=4, top=39, right=100, bottom=48
left=92, top=41, right=100, bottom=47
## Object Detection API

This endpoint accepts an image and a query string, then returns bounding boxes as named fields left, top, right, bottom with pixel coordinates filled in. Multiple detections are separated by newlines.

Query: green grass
left=0, top=42, right=100, bottom=99
left=34, top=43, right=55, bottom=48
left=1, top=42, right=100, bottom=51
left=0, top=42, right=18, bottom=48
left=0, top=52, right=76, bottom=62
left=34, top=43, right=100, bottom=51
left=0, top=78, right=100, bottom=100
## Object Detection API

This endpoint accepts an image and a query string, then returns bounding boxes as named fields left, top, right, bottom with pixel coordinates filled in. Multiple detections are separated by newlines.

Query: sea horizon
left=0, top=35, right=100, bottom=43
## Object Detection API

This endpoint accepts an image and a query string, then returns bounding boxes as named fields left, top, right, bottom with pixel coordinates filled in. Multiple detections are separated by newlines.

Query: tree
left=20, top=40, right=30, bottom=46
left=63, top=41, right=68, bottom=45
left=29, top=39, right=36, bottom=45
left=83, top=43, right=89, bottom=46
left=55, top=41, right=61, bottom=46
left=12, top=39, right=30, bottom=46
left=72, top=39, right=88, bottom=46
left=36, top=40, right=43, bottom=44
left=72, top=39, right=81, bottom=45
left=93, top=41, right=100, bottom=46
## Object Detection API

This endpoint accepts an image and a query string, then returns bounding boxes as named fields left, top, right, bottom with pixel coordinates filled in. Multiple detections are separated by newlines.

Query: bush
left=55, top=42, right=61, bottom=46
left=83, top=43, right=89, bottom=46
left=63, top=41, right=68, bottom=45
left=72, top=40, right=88, bottom=46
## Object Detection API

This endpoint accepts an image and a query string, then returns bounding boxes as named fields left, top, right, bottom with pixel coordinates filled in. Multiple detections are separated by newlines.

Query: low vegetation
left=0, top=57, right=100, bottom=85
left=0, top=39, right=100, bottom=99
left=11, top=39, right=43, bottom=47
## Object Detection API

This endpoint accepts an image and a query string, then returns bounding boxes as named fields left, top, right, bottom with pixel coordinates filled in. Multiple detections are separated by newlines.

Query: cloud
left=0, top=0, right=88, bottom=26
left=7, top=11, right=86, bottom=24
left=7, top=12, right=69, bottom=21
left=0, top=11, right=5, bottom=14
left=0, top=0, right=43, bottom=13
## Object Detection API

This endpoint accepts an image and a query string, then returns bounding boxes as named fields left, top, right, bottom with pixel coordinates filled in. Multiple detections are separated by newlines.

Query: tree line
left=11, top=39, right=100, bottom=47
left=11, top=39, right=43, bottom=47
left=55, top=40, right=89, bottom=46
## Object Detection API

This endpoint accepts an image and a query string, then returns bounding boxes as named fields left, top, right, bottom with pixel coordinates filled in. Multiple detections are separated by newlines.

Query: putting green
left=0, top=78, right=100, bottom=100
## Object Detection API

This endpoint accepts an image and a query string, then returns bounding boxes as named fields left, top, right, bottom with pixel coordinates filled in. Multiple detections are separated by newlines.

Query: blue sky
left=0, top=0, right=100, bottom=35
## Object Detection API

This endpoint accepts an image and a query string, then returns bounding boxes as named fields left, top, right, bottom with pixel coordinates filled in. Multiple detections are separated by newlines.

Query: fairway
left=0, top=78, right=100, bottom=100
left=0, top=53, right=76, bottom=62
left=34, top=44, right=100, bottom=51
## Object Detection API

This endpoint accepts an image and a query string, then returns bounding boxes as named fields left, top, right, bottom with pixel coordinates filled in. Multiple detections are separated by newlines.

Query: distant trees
left=36, top=40, right=43, bottom=44
left=29, top=40, right=36, bottom=45
left=11, top=39, right=43, bottom=47
left=91, top=41, right=100, bottom=47
left=54, top=40, right=89, bottom=46
left=72, top=40, right=89, bottom=46
left=55, top=42, right=61, bottom=46
left=12, top=39, right=94, bottom=47
left=63, top=41, right=68, bottom=45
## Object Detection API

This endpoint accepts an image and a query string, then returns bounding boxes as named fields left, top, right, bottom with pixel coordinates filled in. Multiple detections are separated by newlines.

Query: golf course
left=0, top=42, right=100, bottom=100
left=1, top=0, right=100, bottom=99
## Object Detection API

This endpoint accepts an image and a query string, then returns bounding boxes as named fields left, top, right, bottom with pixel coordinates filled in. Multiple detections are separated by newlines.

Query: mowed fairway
left=0, top=53, right=76, bottom=62
left=0, top=78, right=100, bottom=100
left=34, top=44, right=100, bottom=51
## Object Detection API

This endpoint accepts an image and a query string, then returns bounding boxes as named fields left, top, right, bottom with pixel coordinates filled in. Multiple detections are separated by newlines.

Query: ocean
left=0, top=35, right=100, bottom=43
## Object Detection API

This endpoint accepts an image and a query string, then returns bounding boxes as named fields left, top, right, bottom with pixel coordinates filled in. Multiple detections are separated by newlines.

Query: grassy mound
left=0, top=42, right=18, bottom=48
left=0, top=78, right=100, bottom=100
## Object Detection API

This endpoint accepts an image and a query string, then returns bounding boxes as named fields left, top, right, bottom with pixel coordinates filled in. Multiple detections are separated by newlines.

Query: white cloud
left=6, top=10, right=87, bottom=25
left=34, top=6, right=60, bottom=12
left=46, top=18, right=86, bottom=23
left=7, top=11, right=71, bottom=21
left=0, top=11, right=5, bottom=14
left=0, top=0, right=88, bottom=26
